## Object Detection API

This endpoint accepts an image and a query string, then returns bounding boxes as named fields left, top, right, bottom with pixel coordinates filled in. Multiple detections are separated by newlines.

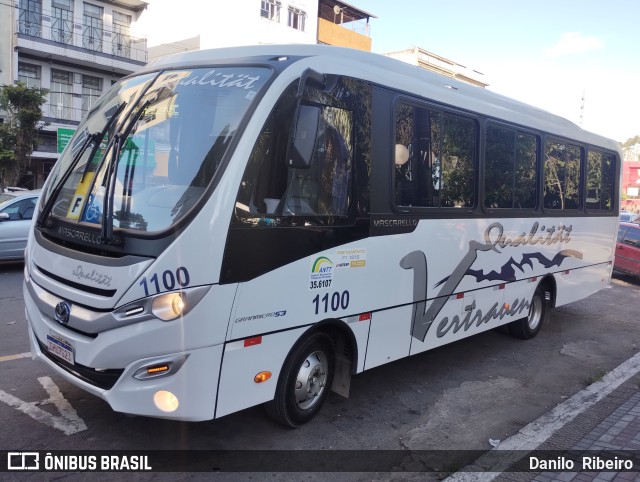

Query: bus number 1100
left=312, top=290, right=349, bottom=315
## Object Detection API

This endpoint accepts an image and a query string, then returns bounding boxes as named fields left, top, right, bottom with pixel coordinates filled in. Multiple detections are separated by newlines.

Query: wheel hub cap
left=294, top=351, right=328, bottom=410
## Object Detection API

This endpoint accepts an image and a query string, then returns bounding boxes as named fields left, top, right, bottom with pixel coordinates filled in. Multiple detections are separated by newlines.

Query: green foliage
left=0, top=82, right=48, bottom=188
left=622, top=135, right=640, bottom=148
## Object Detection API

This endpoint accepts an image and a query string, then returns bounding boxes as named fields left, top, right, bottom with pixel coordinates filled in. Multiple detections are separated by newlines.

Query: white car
left=0, top=190, right=40, bottom=260
left=2, top=187, right=28, bottom=194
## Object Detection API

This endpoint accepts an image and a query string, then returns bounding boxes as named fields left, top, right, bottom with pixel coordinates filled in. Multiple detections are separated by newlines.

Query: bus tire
left=509, top=285, right=548, bottom=340
left=266, top=332, right=335, bottom=427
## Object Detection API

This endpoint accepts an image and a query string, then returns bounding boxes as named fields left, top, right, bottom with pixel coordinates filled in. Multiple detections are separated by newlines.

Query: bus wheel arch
left=265, top=330, right=335, bottom=427
left=539, top=275, right=557, bottom=308
left=315, top=319, right=358, bottom=399
left=508, top=276, right=555, bottom=340
left=265, top=320, right=356, bottom=427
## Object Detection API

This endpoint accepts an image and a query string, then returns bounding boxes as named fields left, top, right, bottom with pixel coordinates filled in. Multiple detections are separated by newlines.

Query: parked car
left=620, top=212, right=636, bottom=223
left=2, top=186, right=28, bottom=194
left=0, top=190, right=40, bottom=260
left=615, top=222, right=640, bottom=277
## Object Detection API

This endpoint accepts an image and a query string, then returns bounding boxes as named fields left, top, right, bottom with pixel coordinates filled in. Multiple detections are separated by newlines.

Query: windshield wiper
left=36, top=102, right=127, bottom=229
left=101, top=99, right=152, bottom=244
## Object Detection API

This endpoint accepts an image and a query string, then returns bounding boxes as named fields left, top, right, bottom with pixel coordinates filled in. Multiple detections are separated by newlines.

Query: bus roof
left=145, top=44, right=620, bottom=153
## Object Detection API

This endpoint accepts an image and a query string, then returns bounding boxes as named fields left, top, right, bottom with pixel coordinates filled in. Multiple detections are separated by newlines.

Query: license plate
left=47, top=334, right=74, bottom=365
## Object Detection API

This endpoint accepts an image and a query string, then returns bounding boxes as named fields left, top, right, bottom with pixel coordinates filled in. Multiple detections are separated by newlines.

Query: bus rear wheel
left=509, top=285, right=549, bottom=340
left=266, top=332, right=335, bottom=427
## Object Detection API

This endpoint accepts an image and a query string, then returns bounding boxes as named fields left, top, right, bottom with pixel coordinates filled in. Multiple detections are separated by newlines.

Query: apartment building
left=147, top=0, right=375, bottom=63
left=0, top=0, right=148, bottom=189
left=385, top=47, right=488, bottom=88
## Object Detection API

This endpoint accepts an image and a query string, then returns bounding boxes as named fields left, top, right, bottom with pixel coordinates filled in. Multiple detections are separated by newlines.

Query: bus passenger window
left=586, top=150, right=615, bottom=211
left=394, top=104, right=429, bottom=207
left=394, top=103, right=475, bottom=209
left=544, top=140, right=582, bottom=210
left=484, top=126, right=537, bottom=209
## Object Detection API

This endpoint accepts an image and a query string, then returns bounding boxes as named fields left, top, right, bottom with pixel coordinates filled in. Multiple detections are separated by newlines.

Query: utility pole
left=579, top=90, right=586, bottom=126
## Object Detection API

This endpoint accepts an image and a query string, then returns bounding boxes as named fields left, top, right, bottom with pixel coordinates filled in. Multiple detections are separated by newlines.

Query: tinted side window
left=544, top=140, right=582, bottom=210
left=586, top=150, right=615, bottom=211
left=623, top=226, right=640, bottom=248
left=282, top=105, right=353, bottom=216
left=484, top=125, right=537, bottom=209
left=234, top=76, right=371, bottom=225
left=1, top=198, right=36, bottom=220
left=617, top=226, right=629, bottom=242
left=395, top=103, right=476, bottom=208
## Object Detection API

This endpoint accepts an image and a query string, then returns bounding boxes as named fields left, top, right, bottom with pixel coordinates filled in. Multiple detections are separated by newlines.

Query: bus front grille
left=37, top=337, right=123, bottom=390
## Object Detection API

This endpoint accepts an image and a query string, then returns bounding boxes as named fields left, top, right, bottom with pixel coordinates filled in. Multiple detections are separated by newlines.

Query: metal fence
left=17, top=16, right=147, bottom=63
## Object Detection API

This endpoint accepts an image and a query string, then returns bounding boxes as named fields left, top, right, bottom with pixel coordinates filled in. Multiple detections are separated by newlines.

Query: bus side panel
left=215, top=326, right=308, bottom=418
left=410, top=278, right=534, bottom=354
left=363, top=306, right=412, bottom=370
left=345, top=315, right=371, bottom=373
left=553, top=264, right=611, bottom=307
left=217, top=315, right=371, bottom=417
left=228, top=240, right=399, bottom=343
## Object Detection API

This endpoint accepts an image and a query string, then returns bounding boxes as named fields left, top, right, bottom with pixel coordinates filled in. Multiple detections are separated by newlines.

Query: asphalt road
left=1, top=260, right=639, bottom=479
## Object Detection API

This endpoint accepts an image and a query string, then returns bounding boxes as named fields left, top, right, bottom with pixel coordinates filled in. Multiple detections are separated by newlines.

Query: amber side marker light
left=254, top=371, right=272, bottom=383
left=147, top=364, right=170, bottom=375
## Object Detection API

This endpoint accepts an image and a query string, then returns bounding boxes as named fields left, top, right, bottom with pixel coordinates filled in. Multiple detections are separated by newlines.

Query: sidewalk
left=447, top=352, right=640, bottom=482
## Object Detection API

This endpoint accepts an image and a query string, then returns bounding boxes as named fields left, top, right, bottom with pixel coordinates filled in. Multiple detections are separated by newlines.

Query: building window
left=82, top=75, right=102, bottom=115
left=288, top=7, right=306, bottom=31
left=112, top=11, right=132, bottom=58
left=18, top=0, right=42, bottom=37
left=83, top=3, right=104, bottom=51
left=50, top=69, right=74, bottom=121
left=18, top=63, right=41, bottom=89
left=43, top=161, right=55, bottom=181
left=113, top=11, right=132, bottom=31
left=260, top=0, right=281, bottom=21
left=51, top=0, right=74, bottom=45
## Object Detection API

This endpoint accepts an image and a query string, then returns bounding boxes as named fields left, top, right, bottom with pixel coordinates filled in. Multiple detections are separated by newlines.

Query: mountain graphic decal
left=435, top=249, right=583, bottom=287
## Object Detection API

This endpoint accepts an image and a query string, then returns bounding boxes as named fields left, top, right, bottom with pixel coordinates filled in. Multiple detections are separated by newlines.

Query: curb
left=444, top=350, right=640, bottom=482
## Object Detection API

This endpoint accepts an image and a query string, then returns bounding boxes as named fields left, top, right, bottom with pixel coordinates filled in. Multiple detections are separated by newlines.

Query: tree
left=622, top=135, right=640, bottom=149
left=0, top=82, right=48, bottom=189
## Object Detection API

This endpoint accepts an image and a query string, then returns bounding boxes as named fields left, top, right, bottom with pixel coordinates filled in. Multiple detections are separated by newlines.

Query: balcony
left=16, top=15, right=147, bottom=74
left=41, top=103, right=86, bottom=124
left=317, top=17, right=371, bottom=51
left=317, top=0, right=375, bottom=51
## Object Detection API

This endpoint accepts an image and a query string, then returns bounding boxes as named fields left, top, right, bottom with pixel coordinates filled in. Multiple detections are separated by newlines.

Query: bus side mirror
left=286, top=68, right=325, bottom=170
left=288, top=105, right=320, bottom=169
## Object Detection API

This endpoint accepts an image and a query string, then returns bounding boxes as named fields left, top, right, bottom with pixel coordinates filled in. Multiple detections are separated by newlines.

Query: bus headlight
left=152, top=292, right=186, bottom=321
left=113, top=285, right=210, bottom=325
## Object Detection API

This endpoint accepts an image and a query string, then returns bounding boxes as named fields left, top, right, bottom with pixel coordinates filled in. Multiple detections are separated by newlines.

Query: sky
left=362, top=0, right=640, bottom=143
left=137, top=0, right=640, bottom=143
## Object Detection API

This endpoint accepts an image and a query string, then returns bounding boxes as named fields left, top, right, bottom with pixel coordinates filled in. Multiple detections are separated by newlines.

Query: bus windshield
left=41, top=66, right=270, bottom=235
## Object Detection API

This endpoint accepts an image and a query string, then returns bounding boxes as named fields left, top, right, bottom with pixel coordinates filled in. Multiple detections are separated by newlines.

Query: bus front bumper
left=25, top=289, right=223, bottom=422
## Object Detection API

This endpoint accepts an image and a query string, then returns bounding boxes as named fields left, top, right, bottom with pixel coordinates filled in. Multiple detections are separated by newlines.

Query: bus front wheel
left=266, top=332, right=335, bottom=427
left=509, top=285, right=549, bottom=340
